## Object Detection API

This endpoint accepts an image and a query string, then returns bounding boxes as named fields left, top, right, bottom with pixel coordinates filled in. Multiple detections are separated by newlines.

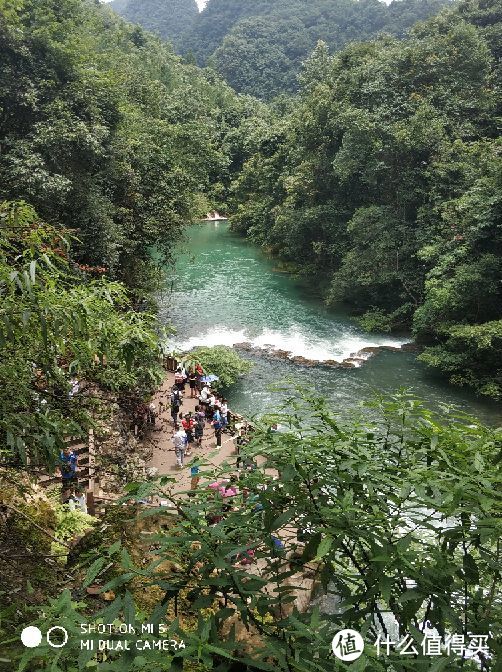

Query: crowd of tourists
left=57, top=361, right=255, bottom=524
left=169, top=365, right=233, bottom=468
left=56, top=359, right=274, bottom=566
left=166, top=364, right=267, bottom=566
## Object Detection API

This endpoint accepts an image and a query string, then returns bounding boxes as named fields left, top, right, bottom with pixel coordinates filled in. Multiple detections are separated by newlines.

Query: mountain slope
left=110, top=0, right=198, bottom=45
left=230, top=0, right=502, bottom=397
left=181, top=0, right=452, bottom=98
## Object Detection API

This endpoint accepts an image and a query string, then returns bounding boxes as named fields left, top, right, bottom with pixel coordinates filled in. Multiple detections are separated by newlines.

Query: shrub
left=187, top=346, right=253, bottom=388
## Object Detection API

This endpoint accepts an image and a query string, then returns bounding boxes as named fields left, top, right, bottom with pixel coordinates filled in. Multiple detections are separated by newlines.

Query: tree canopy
left=0, top=200, right=165, bottom=469
left=15, top=391, right=502, bottom=670
left=1, top=0, right=502, bottom=668
left=109, top=0, right=199, bottom=47
left=0, top=0, right=250, bottom=298
left=230, top=0, right=502, bottom=399
left=180, top=0, right=452, bottom=98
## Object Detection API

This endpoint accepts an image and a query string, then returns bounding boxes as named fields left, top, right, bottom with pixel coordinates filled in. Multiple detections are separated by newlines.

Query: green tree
left=0, top=201, right=165, bottom=468
left=0, top=0, right=244, bottom=298
left=181, top=0, right=451, bottom=99
left=15, top=391, right=502, bottom=670
left=188, top=345, right=252, bottom=388
left=109, top=0, right=199, bottom=48
left=231, top=0, right=502, bottom=397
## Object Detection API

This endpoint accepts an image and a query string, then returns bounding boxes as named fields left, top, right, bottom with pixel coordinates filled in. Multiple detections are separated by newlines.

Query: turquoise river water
left=158, top=222, right=501, bottom=425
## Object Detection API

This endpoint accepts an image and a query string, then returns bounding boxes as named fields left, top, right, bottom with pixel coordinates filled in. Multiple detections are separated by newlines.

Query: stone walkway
left=146, top=371, right=240, bottom=493
left=144, top=372, right=316, bottom=621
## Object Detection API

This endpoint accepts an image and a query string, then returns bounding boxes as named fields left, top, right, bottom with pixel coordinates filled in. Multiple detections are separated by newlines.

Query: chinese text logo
left=332, top=629, right=364, bottom=662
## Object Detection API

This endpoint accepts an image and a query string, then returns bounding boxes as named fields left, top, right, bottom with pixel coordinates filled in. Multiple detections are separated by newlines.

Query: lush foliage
left=231, top=0, right=502, bottom=398
left=187, top=345, right=253, bottom=388
left=180, top=0, right=451, bottom=98
left=52, top=502, right=96, bottom=560
left=0, top=0, right=247, bottom=297
left=109, top=0, right=198, bottom=47
left=18, top=391, right=502, bottom=670
left=0, top=201, right=166, bottom=468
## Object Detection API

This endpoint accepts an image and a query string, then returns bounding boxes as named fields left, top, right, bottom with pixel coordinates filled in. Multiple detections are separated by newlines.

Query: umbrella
left=201, top=374, right=219, bottom=383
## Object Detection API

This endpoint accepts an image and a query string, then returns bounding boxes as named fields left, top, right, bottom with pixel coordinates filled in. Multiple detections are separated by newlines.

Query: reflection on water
left=158, top=222, right=501, bottom=425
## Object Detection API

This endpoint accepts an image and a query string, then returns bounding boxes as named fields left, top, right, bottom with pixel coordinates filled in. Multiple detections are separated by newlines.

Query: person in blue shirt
left=60, top=446, right=78, bottom=498
left=190, top=463, right=200, bottom=491
left=212, top=408, right=223, bottom=448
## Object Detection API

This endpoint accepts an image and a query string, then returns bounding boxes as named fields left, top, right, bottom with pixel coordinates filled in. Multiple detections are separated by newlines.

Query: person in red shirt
left=182, top=413, right=195, bottom=455
left=195, top=362, right=204, bottom=391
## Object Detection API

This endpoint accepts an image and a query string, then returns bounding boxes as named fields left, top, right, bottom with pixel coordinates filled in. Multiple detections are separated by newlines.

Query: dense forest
left=109, top=0, right=453, bottom=99
left=0, top=0, right=271, bottom=461
left=181, top=0, right=453, bottom=98
left=1, top=0, right=501, bottom=670
left=0, top=0, right=264, bottom=298
left=231, top=0, right=502, bottom=399
left=109, top=0, right=198, bottom=46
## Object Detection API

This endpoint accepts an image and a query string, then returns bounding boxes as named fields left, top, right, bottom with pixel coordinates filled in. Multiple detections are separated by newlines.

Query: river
left=158, top=222, right=501, bottom=425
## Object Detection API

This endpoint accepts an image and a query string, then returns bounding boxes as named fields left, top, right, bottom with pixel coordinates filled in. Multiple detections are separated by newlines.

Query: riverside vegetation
left=8, top=392, right=502, bottom=671
left=0, top=0, right=501, bottom=670
left=230, top=0, right=502, bottom=400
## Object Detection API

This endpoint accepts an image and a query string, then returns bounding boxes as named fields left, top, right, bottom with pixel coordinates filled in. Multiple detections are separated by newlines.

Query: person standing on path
left=194, top=405, right=205, bottom=448
left=206, top=390, right=216, bottom=420
left=175, top=367, right=185, bottom=393
left=220, top=398, right=229, bottom=432
left=147, top=401, right=157, bottom=428
left=188, top=370, right=197, bottom=398
left=195, top=363, right=204, bottom=391
left=190, top=463, right=200, bottom=491
left=212, top=407, right=223, bottom=448
left=182, top=413, right=195, bottom=456
left=180, top=364, right=188, bottom=392
left=172, top=427, right=187, bottom=468
left=199, top=383, right=210, bottom=411
left=60, top=446, right=78, bottom=501
left=170, top=386, right=182, bottom=429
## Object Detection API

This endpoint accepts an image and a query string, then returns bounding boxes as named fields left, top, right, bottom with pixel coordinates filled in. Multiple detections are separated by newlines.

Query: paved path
left=144, top=374, right=315, bottom=621
left=146, top=372, right=239, bottom=493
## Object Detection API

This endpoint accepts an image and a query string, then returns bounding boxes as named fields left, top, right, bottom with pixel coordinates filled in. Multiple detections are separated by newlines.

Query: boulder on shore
left=233, top=342, right=254, bottom=352
left=323, top=359, right=341, bottom=368
left=290, top=356, right=317, bottom=367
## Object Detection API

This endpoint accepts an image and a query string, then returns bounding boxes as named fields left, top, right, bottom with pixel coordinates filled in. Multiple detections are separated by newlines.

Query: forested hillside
left=2, top=0, right=502, bottom=668
left=230, top=0, right=502, bottom=398
left=109, top=0, right=198, bottom=46
left=181, top=0, right=451, bottom=98
left=0, top=0, right=258, bottom=484
left=0, top=0, right=258, bottom=298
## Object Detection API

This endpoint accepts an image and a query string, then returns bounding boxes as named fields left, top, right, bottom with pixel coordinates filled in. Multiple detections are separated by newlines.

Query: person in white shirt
left=172, top=428, right=187, bottom=468
left=68, top=487, right=88, bottom=514
left=220, top=399, right=229, bottom=430
left=199, top=384, right=210, bottom=403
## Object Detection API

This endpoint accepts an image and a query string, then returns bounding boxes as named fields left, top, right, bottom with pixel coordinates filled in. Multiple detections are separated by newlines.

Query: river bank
left=158, top=222, right=502, bottom=425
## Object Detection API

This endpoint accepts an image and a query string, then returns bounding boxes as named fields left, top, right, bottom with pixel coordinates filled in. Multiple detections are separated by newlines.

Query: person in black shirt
left=188, top=370, right=197, bottom=398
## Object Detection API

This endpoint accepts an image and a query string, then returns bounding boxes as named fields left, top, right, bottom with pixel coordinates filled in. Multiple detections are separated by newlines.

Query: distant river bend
left=158, top=222, right=501, bottom=425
